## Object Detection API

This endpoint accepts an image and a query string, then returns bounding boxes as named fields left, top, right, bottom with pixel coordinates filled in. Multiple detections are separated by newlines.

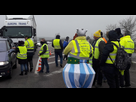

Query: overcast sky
left=0, top=15, right=135, bottom=39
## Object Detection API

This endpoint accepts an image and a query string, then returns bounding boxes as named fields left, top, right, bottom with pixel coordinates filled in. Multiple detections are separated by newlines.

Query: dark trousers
left=55, top=51, right=63, bottom=66
left=120, top=55, right=131, bottom=87
left=41, top=58, right=49, bottom=72
left=93, top=65, right=103, bottom=86
left=27, top=56, right=33, bottom=70
left=121, top=63, right=131, bottom=87
left=101, top=64, right=119, bottom=88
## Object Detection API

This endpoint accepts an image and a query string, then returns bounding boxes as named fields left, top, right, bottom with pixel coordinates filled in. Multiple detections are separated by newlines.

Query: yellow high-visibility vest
left=106, top=41, right=119, bottom=64
left=69, top=39, right=92, bottom=60
left=24, top=38, right=34, bottom=50
left=39, top=43, right=49, bottom=58
left=93, top=38, right=104, bottom=59
left=120, top=35, right=135, bottom=54
left=17, top=46, right=27, bottom=60
left=53, top=39, right=61, bottom=49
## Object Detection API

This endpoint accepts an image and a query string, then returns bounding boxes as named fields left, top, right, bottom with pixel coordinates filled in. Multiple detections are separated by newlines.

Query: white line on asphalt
left=44, top=68, right=63, bottom=77
left=132, top=61, right=136, bottom=64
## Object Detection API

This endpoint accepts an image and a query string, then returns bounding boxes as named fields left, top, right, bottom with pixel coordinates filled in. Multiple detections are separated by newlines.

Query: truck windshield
left=0, top=41, right=7, bottom=51
left=3, top=27, right=32, bottom=38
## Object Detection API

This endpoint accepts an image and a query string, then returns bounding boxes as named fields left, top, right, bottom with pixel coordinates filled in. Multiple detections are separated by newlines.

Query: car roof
left=0, top=37, right=7, bottom=41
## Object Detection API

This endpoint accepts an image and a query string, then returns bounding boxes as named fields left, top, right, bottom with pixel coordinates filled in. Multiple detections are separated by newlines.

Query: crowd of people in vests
left=12, top=27, right=134, bottom=88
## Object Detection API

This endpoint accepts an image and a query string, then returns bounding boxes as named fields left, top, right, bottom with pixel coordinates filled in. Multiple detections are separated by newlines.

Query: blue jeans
left=55, top=51, right=63, bottom=66
left=41, top=58, right=49, bottom=72
left=20, top=64, right=27, bottom=72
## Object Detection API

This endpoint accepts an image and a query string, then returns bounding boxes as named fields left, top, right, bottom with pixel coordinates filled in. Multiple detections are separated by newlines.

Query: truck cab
left=0, top=15, right=37, bottom=51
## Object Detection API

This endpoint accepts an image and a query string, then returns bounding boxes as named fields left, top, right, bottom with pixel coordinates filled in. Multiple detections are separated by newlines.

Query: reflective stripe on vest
left=106, top=41, right=119, bottom=64
left=25, top=38, right=34, bottom=50
left=120, top=35, right=135, bottom=54
left=94, top=38, right=104, bottom=59
left=17, top=46, right=27, bottom=59
left=53, top=39, right=61, bottom=49
left=39, top=44, right=49, bottom=58
left=69, top=40, right=92, bottom=60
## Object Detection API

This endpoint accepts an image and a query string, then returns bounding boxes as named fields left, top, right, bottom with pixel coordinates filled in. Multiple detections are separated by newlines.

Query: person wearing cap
left=15, top=41, right=28, bottom=75
left=24, top=36, right=34, bottom=72
left=92, top=30, right=105, bottom=88
left=62, top=28, right=95, bottom=88
left=120, top=30, right=135, bottom=88
left=52, top=34, right=63, bottom=67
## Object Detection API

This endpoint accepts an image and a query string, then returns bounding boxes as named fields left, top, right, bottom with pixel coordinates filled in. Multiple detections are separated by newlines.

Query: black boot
left=19, top=71, right=23, bottom=76
left=30, top=68, right=33, bottom=72
left=25, top=70, right=27, bottom=75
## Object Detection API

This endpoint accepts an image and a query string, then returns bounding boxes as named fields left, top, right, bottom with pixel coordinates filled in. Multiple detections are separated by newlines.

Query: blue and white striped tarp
left=62, top=62, right=95, bottom=88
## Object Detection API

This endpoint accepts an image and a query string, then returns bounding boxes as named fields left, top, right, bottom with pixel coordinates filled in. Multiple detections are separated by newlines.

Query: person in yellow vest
left=62, top=28, right=95, bottom=88
left=16, top=41, right=28, bottom=75
left=100, top=30, right=120, bottom=88
left=24, top=36, right=34, bottom=72
left=92, top=30, right=105, bottom=88
left=52, top=34, right=63, bottom=67
left=38, top=38, right=50, bottom=73
left=120, top=30, right=135, bottom=88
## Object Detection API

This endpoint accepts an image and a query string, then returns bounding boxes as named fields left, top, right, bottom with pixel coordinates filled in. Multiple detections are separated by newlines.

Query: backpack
left=109, top=42, right=131, bottom=70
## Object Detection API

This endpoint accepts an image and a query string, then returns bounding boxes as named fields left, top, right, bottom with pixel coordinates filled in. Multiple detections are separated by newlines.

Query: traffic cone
left=49, top=50, right=52, bottom=55
left=37, top=57, right=42, bottom=71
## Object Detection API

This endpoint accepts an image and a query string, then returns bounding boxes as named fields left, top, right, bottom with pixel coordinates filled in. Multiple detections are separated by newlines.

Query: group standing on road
left=12, top=27, right=135, bottom=88
left=62, top=28, right=134, bottom=88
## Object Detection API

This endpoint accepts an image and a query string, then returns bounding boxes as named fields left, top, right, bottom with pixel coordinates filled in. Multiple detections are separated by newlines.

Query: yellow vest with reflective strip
left=25, top=38, right=34, bottom=50
left=53, top=39, right=61, bottom=49
left=69, top=39, right=92, bottom=60
left=17, top=46, right=27, bottom=59
left=106, top=41, right=119, bottom=64
left=39, top=44, right=49, bottom=58
left=94, top=38, right=104, bottom=59
left=120, top=35, right=135, bottom=54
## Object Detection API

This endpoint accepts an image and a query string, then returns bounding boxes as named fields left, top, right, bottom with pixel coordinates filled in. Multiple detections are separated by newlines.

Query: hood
left=65, top=36, right=69, bottom=42
left=56, top=35, right=60, bottom=39
left=115, top=28, right=123, bottom=39
left=108, top=30, right=118, bottom=41
left=0, top=52, right=7, bottom=62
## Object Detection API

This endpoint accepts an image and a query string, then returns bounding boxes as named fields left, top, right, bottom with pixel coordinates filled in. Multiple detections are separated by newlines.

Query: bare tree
left=119, top=16, right=136, bottom=34
left=106, top=24, right=118, bottom=31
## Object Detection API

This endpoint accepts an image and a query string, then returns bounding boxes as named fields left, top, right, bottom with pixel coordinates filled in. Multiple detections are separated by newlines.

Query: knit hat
left=93, top=30, right=101, bottom=37
left=76, top=28, right=87, bottom=36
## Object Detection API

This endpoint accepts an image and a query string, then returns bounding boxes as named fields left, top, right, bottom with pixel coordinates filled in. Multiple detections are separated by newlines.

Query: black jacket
left=100, top=30, right=119, bottom=66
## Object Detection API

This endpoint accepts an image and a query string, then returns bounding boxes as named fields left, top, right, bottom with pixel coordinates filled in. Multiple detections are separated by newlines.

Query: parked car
left=0, top=37, right=17, bottom=78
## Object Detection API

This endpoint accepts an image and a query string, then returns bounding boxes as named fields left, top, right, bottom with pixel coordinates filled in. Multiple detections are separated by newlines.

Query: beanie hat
left=76, top=28, right=87, bottom=36
left=93, top=30, right=101, bottom=37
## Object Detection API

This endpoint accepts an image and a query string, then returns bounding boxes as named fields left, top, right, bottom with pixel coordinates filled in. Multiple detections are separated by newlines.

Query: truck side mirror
left=33, top=29, right=36, bottom=36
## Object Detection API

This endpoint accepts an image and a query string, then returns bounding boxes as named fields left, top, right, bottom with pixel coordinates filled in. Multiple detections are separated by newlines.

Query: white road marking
left=132, top=61, right=136, bottom=64
left=44, top=68, right=63, bottom=77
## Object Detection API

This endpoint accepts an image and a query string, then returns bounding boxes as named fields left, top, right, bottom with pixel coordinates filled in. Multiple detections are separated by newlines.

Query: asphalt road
left=0, top=44, right=136, bottom=88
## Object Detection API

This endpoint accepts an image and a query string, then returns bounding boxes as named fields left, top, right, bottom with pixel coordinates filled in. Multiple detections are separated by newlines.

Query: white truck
left=0, top=15, right=37, bottom=51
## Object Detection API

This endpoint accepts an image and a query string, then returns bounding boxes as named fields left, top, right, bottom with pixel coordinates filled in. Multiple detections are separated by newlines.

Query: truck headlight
left=0, top=61, right=9, bottom=66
